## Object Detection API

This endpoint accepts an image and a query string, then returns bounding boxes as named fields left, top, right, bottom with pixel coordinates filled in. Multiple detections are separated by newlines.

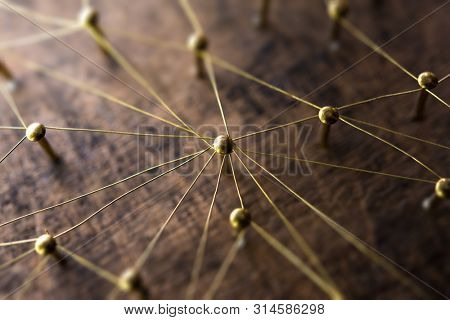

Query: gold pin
left=213, top=135, right=233, bottom=155
left=187, top=32, right=208, bottom=78
left=412, top=71, right=438, bottom=121
left=35, top=233, right=57, bottom=256
left=0, top=59, right=17, bottom=91
left=422, top=178, right=449, bottom=211
left=78, top=6, right=113, bottom=63
left=254, top=0, right=271, bottom=29
left=327, top=0, right=349, bottom=50
left=118, top=268, right=148, bottom=298
left=26, top=123, right=60, bottom=162
left=318, top=106, right=339, bottom=148
left=229, top=208, right=251, bottom=232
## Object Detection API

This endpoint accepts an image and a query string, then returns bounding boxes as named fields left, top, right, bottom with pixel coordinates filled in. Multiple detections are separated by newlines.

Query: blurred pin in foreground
left=78, top=6, right=114, bottom=63
left=187, top=33, right=209, bottom=78
left=327, top=0, right=349, bottom=51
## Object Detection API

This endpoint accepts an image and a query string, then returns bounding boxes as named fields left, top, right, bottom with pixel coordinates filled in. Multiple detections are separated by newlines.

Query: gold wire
left=239, top=150, right=439, bottom=298
left=107, top=28, right=188, bottom=52
left=46, top=126, right=212, bottom=140
left=439, top=74, right=449, bottom=83
left=4, top=1, right=209, bottom=146
left=0, top=24, right=81, bottom=50
left=202, top=230, right=245, bottom=299
left=26, top=61, right=198, bottom=135
left=0, top=126, right=25, bottom=130
left=338, top=88, right=422, bottom=110
left=251, top=222, right=342, bottom=299
left=204, top=53, right=231, bottom=136
left=209, top=53, right=321, bottom=110
left=85, top=25, right=210, bottom=146
left=5, top=3, right=204, bottom=142
left=340, top=18, right=449, bottom=108
left=14, top=255, right=48, bottom=299
left=229, top=154, right=244, bottom=208
left=0, top=85, right=26, bottom=127
left=59, top=246, right=120, bottom=286
left=0, top=248, right=34, bottom=271
left=55, top=148, right=209, bottom=238
left=0, top=135, right=26, bottom=165
left=250, top=0, right=450, bottom=126
left=186, top=156, right=226, bottom=299
left=339, top=18, right=417, bottom=81
left=426, top=90, right=450, bottom=108
left=178, top=0, right=204, bottom=34
left=233, top=149, right=341, bottom=295
left=0, top=0, right=447, bottom=301
left=107, top=287, right=120, bottom=300
left=341, top=118, right=441, bottom=178
left=0, top=150, right=206, bottom=229
left=133, top=152, right=216, bottom=271
left=0, top=237, right=36, bottom=247
left=342, top=116, right=450, bottom=150
left=234, top=115, right=317, bottom=140
left=242, top=149, right=435, bottom=184
left=0, top=0, right=76, bottom=27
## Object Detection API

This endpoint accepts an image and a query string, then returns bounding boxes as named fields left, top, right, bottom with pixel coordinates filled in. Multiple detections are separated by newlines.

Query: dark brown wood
left=0, top=0, right=448, bottom=299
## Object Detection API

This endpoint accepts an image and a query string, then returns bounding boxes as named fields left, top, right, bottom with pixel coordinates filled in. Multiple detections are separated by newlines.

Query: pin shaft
left=38, top=137, right=60, bottom=162
left=412, top=89, right=429, bottom=121
left=0, top=60, right=13, bottom=80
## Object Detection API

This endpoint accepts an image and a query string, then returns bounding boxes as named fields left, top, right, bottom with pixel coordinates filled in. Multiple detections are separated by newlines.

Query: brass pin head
left=435, top=178, right=449, bottom=199
left=319, top=106, right=339, bottom=125
left=327, top=0, right=349, bottom=21
left=118, top=268, right=142, bottom=292
left=187, top=33, right=208, bottom=53
left=26, top=123, right=46, bottom=142
left=213, top=135, right=233, bottom=155
left=35, top=233, right=57, bottom=256
left=417, top=72, right=438, bottom=90
left=78, top=6, right=98, bottom=27
left=229, top=208, right=251, bottom=231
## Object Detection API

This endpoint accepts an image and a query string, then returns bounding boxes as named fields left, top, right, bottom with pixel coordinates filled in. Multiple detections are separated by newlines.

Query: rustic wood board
left=0, top=0, right=449, bottom=299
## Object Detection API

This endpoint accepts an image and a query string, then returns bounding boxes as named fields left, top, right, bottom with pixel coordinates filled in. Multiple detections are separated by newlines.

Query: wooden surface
left=0, top=0, right=449, bottom=299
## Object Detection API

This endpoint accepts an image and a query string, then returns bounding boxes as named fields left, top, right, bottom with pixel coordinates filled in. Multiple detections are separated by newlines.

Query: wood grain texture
left=0, top=0, right=449, bottom=299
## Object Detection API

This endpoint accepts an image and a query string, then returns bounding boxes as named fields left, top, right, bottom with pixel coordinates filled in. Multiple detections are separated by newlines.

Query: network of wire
left=0, top=0, right=448, bottom=299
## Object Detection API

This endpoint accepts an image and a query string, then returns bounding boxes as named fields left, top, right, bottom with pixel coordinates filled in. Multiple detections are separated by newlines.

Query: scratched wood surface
left=0, top=0, right=449, bottom=299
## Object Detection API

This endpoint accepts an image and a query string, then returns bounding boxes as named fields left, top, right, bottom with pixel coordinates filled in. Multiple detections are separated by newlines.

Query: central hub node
left=213, top=135, right=233, bottom=155
left=318, top=106, right=339, bottom=125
